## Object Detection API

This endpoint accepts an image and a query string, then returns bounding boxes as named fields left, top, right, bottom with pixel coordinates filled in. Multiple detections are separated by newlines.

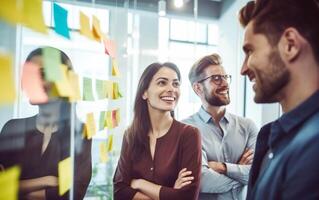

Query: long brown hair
left=127, top=62, right=181, bottom=161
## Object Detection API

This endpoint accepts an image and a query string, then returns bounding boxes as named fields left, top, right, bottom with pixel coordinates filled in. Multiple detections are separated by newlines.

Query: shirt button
left=268, top=152, right=274, bottom=159
left=150, top=167, right=154, bottom=171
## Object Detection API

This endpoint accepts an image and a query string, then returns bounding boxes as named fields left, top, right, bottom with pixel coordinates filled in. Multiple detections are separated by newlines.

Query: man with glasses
left=238, top=0, right=319, bottom=199
left=183, top=53, right=258, bottom=200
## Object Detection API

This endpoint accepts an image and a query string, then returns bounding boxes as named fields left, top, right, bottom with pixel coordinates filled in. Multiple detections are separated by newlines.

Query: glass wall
left=0, top=0, right=281, bottom=199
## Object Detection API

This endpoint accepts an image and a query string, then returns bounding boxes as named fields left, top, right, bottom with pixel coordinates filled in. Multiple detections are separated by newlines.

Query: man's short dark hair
left=239, top=0, right=319, bottom=63
left=189, top=53, right=222, bottom=84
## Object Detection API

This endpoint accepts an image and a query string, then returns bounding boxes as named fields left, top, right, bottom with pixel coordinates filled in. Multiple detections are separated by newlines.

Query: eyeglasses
left=197, top=74, right=232, bottom=85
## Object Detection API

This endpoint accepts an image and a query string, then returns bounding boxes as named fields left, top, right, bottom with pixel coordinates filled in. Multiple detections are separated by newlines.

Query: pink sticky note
left=103, top=38, right=116, bottom=58
left=21, top=62, right=48, bottom=104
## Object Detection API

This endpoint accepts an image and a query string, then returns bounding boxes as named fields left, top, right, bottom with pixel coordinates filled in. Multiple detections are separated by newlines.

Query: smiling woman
left=113, top=62, right=202, bottom=200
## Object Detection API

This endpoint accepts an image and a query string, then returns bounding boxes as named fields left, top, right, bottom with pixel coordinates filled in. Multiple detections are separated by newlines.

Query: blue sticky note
left=53, top=3, right=70, bottom=39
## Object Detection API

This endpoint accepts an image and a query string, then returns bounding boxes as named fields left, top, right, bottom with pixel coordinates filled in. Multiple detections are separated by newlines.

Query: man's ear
left=279, top=27, right=304, bottom=62
left=193, top=82, right=202, bottom=96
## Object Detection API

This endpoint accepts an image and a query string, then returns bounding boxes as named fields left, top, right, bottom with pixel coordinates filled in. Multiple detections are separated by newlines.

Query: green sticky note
left=43, top=47, right=62, bottom=82
left=53, top=3, right=70, bottom=39
left=96, top=79, right=106, bottom=99
left=99, top=111, right=106, bottom=130
left=83, top=77, right=94, bottom=101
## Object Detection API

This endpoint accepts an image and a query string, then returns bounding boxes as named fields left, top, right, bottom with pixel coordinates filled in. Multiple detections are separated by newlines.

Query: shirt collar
left=198, top=106, right=229, bottom=124
left=278, top=90, right=319, bottom=133
left=268, top=90, right=319, bottom=147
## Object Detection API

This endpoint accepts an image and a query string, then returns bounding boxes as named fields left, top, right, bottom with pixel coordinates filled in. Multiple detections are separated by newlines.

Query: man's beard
left=203, top=86, right=230, bottom=106
left=254, top=49, right=290, bottom=103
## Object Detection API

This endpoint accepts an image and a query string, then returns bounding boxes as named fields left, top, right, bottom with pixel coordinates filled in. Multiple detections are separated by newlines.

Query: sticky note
left=107, top=134, right=113, bottom=152
left=103, top=38, right=116, bottom=58
left=105, top=111, right=113, bottom=129
left=106, top=81, right=113, bottom=99
left=111, top=59, right=120, bottom=77
left=115, top=109, right=120, bottom=124
left=22, top=0, right=48, bottom=34
left=58, top=157, right=72, bottom=196
left=85, top=113, right=96, bottom=139
left=68, top=71, right=81, bottom=101
left=43, top=47, right=62, bottom=82
left=112, top=110, right=118, bottom=127
left=113, top=82, right=122, bottom=99
left=55, top=64, right=73, bottom=98
left=92, top=15, right=102, bottom=41
left=0, top=165, right=21, bottom=200
left=96, top=79, right=106, bottom=99
left=0, top=0, right=22, bottom=25
left=21, top=62, right=48, bottom=104
left=99, top=111, right=106, bottom=130
left=83, top=77, right=94, bottom=101
left=79, top=11, right=93, bottom=40
left=0, top=54, right=16, bottom=105
left=53, top=3, right=70, bottom=39
left=99, top=142, right=108, bottom=163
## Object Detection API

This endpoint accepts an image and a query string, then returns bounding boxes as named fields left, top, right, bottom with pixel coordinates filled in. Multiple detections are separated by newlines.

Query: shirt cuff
left=225, top=162, right=238, bottom=177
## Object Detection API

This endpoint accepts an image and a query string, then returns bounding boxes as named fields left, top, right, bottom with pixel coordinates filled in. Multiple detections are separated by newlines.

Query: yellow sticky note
left=55, top=64, right=73, bottom=98
left=106, top=81, right=113, bottom=99
left=99, top=142, right=109, bottom=163
left=22, top=0, right=47, bottom=34
left=92, top=15, right=102, bottom=41
left=115, top=109, right=120, bottom=124
left=105, top=111, right=113, bottom=129
left=0, top=0, right=22, bottom=25
left=68, top=71, right=81, bottom=102
left=0, top=165, right=21, bottom=200
left=113, top=82, right=120, bottom=99
left=85, top=113, right=96, bottom=139
left=111, top=59, right=120, bottom=77
left=58, top=157, right=72, bottom=196
left=0, top=54, right=16, bottom=105
left=79, top=11, right=93, bottom=40
left=107, top=134, right=113, bottom=152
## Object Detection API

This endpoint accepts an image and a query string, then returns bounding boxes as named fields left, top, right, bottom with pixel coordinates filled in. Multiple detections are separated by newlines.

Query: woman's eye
left=173, top=82, right=180, bottom=87
left=158, top=80, right=166, bottom=86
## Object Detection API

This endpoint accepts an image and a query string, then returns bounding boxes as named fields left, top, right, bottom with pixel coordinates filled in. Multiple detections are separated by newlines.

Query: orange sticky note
left=79, top=11, right=93, bottom=40
left=85, top=113, right=96, bottom=139
left=111, top=59, right=120, bottom=77
left=111, top=110, right=118, bottom=127
left=58, top=157, right=72, bottom=196
left=103, top=38, right=116, bottom=58
left=22, top=0, right=48, bottom=34
left=0, top=165, right=21, bottom=200
left=0, top=54, right=16, bottom=105
left=21, top=62, right=48, bottom=104
left=92, top=15, right=102, bottom=41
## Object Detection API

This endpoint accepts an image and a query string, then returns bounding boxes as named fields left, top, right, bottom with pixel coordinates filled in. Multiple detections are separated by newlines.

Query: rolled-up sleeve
left=113, top=133, right=138, bottom=200
left=201, top=150, right=242, bottom=193
left=159, top=127, right=202, bottom=200
left=225, top=119, right=258, bottom=184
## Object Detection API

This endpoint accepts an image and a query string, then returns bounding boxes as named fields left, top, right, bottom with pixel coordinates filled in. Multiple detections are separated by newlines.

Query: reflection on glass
left=0, top=47, right=92, bottom=200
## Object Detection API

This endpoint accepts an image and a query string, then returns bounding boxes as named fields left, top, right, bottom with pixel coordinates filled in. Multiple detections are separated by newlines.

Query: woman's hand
left=131, top=179, right=141, bottom=190
left=174, top=168, right=194, bottom=189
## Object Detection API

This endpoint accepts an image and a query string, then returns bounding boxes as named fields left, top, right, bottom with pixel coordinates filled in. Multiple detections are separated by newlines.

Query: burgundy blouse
left=113, top=120, right=202, bottom=200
